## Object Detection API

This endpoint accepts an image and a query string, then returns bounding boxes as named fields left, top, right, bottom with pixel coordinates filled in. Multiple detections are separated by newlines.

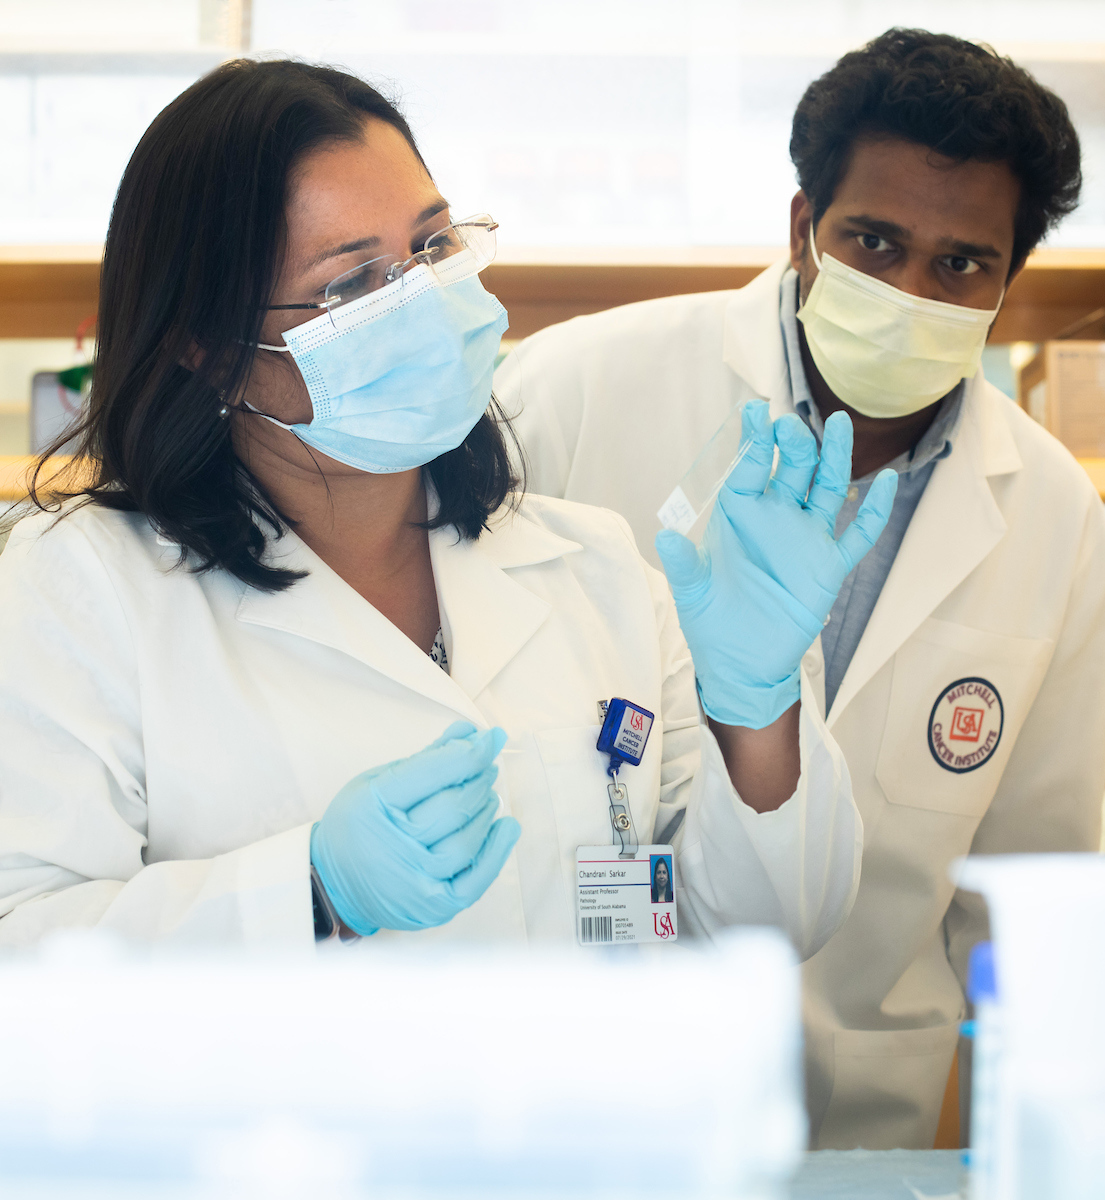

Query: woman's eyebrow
left=415, top=198, right=450, bottom=228
left=303, top=235, right=381, bottom=271
left=301, top=198, right=450, bottom=272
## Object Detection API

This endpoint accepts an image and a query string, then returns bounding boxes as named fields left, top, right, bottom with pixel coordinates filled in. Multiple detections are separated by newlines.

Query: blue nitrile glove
left=310, top=721, right=521, bottom=936
left=655, top=399, right=897, bottom=729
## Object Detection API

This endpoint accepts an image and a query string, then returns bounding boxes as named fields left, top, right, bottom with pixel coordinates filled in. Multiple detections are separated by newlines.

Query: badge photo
left=928, top=676, right=1004, bottom=774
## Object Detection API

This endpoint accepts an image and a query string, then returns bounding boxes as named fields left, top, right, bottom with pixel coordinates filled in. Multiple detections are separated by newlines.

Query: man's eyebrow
left=841, top=214, right=1002, bottom=259
left=934, top=236, right=1003, bottom=259
left=841, top=214, right=912, bottom=241
left=301, top=198, right=451, bottom=273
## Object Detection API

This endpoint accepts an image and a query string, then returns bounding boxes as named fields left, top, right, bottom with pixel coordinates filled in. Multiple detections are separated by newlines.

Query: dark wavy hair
left=33, top=58, right=518, bottom=591
left=790, top=28, right=1082, bottom=271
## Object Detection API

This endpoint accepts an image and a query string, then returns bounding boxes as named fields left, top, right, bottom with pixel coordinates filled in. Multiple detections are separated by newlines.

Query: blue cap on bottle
left=967, top=940, right=998, bottom=1004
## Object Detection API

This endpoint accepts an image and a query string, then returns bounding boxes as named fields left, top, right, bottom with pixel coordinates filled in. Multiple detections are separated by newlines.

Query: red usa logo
left=653, top=911, right=675, bottom=939
left=928, top=677, right=1004, bottom=774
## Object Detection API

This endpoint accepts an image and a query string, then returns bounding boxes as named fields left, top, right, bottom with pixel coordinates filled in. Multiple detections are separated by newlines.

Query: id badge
left=576, top=845, right=677, bottom=945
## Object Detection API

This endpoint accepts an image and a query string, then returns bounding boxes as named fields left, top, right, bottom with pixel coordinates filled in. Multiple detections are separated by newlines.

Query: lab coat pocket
left=875, top=617, right=1052, bottom=817
left=819, top=1024, right=960, bottom=1149
left=534, top=724, right=611, bottom=855
left=523, top=724, right=608, bottom=940
left=493, top=728, right=592, bottom=942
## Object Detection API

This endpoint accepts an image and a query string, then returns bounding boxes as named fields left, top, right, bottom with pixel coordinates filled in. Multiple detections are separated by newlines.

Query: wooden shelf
left=3, top=244, right=1105, bottom=342
left=2, top=453, right=1103, bottom=504
left=1078, top=458, right=1105, bottom=499
left=484, top=246, right=1105, bottom=342
left=990, top=248, right=1105, bottom=343
left=0, top=455, right=87, bottom=503
left=0, top=246, right=101, bottom=339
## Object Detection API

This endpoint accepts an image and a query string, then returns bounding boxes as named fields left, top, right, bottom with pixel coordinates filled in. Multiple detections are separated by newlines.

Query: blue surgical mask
left=255, top=249, right=509, bottom=472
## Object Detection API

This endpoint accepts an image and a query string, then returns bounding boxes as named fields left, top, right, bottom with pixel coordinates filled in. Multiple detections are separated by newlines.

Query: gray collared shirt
left=779, top=269, right=962, bottom=713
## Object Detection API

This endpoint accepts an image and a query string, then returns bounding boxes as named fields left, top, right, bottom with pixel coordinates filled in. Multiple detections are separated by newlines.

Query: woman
left=651, top=857, right=674, bottom=906
left=0, top=61, right=894, bottom=949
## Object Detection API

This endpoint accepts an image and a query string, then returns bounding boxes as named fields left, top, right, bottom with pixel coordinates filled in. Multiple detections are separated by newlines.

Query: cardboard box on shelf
left=1018, top=340, right=1105, bottom=458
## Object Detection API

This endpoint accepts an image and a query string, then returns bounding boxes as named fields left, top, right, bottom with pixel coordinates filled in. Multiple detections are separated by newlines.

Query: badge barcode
left=580, top=916, right=613, bottom=944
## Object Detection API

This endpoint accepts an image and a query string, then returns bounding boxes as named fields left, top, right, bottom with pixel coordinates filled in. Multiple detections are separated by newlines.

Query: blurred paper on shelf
left=0, top=928, right=804, bottom=1199
left=956, top=854, right=1105, bottom=1200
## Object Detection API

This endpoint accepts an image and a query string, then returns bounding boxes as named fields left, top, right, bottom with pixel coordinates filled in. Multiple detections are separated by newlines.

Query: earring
left=217, top=390, right=230, bottom=419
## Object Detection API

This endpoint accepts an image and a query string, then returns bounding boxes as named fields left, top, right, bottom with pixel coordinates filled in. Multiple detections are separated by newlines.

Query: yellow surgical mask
left=796, top=226, right=1003, bottom=419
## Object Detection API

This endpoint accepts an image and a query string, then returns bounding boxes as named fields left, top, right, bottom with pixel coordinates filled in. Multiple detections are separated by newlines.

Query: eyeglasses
left=266, top=213, right=498, bottom=326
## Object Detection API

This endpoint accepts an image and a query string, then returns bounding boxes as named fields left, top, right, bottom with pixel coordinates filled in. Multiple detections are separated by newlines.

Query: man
left=496, top=29, right=1105, bottom=1149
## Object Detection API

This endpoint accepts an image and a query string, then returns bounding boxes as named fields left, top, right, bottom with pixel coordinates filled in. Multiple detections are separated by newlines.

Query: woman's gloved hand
left=310, top=721, right=521, bottom=936
left=655, top=399, right=897, bottom=730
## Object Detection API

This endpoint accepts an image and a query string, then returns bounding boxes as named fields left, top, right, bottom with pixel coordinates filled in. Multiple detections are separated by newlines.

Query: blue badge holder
left=596, top=698, right=655, bottom=858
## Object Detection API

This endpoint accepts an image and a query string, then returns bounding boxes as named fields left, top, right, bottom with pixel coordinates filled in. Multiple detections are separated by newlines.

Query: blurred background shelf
left=6, top=244, right=1105, bottom=342
left=0, top=246, right=102, bottom=338
left=0, top=454, right=84, bottom=502
left=4, top=453, right=1104, bottom=505
left=1078, top=457, right=1105, bottom=498
left=3, top=244, right=1103, bottom=473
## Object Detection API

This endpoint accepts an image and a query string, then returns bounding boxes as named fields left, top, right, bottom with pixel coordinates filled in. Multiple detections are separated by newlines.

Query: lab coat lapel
left=236, top=529, right=486, bottom=725
left=827, top=378, right=1022, bottom=726
left=432, top=505, right=582, bottom=700
left=235, top=507, right=581, bottom=717
left=721, top=258, right=796, bottom=417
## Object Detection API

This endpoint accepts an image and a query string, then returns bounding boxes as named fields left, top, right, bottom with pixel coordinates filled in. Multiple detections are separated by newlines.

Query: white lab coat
left=496, top=259, right=1105, bottom=1149
left=0, top=488, right=859, bottom=954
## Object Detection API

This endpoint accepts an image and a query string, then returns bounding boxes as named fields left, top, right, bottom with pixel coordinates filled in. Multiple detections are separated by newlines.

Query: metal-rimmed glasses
left=266, top=213, right=499, bottom=327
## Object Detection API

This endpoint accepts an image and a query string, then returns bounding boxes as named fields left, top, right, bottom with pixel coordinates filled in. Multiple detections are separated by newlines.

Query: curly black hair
left=790, top=28, right=1082, bottom=269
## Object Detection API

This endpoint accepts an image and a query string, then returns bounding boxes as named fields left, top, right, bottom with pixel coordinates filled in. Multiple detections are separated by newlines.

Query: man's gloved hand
left=310, top=721, right=521, bottom=936
left=655, top=399, right=897, bottom=730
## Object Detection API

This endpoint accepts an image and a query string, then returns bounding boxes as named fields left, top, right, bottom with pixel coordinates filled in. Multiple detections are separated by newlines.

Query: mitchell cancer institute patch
left=928, top=677, right=1004, bottom=774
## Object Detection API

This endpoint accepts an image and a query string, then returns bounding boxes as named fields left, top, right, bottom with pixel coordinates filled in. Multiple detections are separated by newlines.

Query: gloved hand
left=655, top=399, right=897, bottom=729
left=310, top=721, right=521, bottom=936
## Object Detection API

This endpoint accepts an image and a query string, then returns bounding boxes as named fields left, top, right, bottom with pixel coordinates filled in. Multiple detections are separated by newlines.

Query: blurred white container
left=30, top=370, right=86, bottom=455
left=0, top=927, right=804, bottom=1199
left=956, top=854, right=1105, bottom=1200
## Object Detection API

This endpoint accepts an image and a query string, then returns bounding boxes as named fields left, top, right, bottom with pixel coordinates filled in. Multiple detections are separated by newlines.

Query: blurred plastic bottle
left=966, top=941, right=1001, bottom=1200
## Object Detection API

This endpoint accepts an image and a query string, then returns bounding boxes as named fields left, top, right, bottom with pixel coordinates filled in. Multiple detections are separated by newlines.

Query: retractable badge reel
left=575, top=698, right=678, bottom=947
left=596, top=697, right=653, bottom=858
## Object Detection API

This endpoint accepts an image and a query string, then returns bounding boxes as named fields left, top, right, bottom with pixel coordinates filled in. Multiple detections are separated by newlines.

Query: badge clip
left=607, top=775, right=637, bottom=857
left=596, top=697, right=654, bottom=860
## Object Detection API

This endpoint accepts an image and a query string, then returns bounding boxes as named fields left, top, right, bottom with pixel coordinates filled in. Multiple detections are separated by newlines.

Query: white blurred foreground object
left=657, top=405, right=754, bottom=535
left=956, top=854, right=1105, bottom=1200
left=0, top=928, right=803, bottom=1200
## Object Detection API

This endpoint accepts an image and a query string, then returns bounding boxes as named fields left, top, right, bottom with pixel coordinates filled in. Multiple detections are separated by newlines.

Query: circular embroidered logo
left=928, top=677, right=1004, bottom=773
